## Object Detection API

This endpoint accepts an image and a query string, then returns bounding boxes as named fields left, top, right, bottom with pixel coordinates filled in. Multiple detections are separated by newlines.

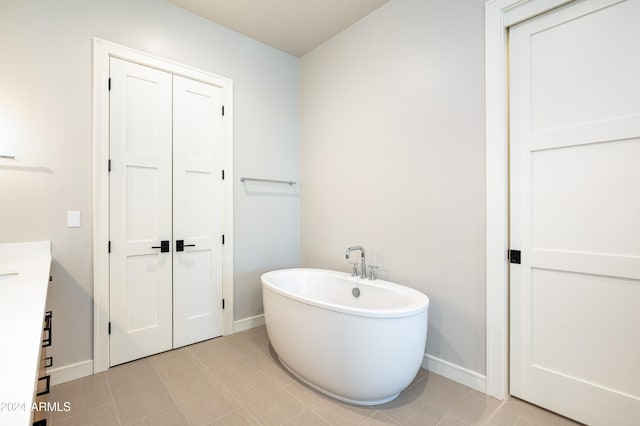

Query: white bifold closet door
left=109, top=57, right=223, bottom=366
left=509, top=1, right=640, bottom=424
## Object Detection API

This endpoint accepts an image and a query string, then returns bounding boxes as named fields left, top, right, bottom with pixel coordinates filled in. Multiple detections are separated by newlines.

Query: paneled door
left=109, top=57, right=173, bottom=366
left=509, top=1, right=640, bottom=425
left=172, top=75, right=224, bottom=348
left=109, top=58, right=224, bottom=366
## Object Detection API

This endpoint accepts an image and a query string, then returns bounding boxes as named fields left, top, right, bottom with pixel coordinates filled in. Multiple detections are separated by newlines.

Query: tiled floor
left=44, top=326, right=581, bottom=425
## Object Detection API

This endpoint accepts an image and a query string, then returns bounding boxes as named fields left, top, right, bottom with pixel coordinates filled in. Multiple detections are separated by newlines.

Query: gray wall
left=300, top=0, right=486, bottom=374
left=0, top=0, right=299, bottom=369
left=1, top=0, right=487, bottom=379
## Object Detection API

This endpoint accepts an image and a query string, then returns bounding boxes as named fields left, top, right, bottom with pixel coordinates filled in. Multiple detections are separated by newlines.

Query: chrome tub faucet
left=345, top=246, right=366, bottom=279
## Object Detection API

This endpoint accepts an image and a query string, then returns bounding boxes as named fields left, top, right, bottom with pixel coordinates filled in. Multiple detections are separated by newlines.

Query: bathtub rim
left=261, top=268, right=429, bottom=319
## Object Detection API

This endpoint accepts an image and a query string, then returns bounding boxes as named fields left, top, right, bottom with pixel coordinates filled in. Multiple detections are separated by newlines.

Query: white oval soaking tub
left=261, top=268, right=429, bottom=405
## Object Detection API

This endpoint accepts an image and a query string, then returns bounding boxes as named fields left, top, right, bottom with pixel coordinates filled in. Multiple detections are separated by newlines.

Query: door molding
left=484, top=0, right=573, bottom=399
left=92, top=38, right=234, bottom=373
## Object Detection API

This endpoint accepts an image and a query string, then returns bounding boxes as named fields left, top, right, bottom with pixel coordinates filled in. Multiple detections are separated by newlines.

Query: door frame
left=92, top=38, right=234, bottom=373
left=484, top=0, right=574, bottom=399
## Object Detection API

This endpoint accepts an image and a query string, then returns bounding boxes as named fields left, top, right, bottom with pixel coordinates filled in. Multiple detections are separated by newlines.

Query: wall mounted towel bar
left=240, top=177, right=297, bottom=185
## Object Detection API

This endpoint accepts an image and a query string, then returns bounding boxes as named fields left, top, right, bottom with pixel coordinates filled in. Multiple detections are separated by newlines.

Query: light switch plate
left=67, top=211, right=81, bottom=228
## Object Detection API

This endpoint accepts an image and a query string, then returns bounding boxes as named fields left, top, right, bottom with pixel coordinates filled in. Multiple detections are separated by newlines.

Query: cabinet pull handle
left=42, top=311, right=52, bottom=348
left=45, top=357, right=53, bottom=368
left=36, top=375, right=50, bottom=396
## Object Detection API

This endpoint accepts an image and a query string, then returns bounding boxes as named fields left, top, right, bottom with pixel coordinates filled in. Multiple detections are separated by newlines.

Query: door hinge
left=222, top=169, right=225, bottom=180
left=108, top=241, right=111, bottom=253
left=108, top=322, right=111, bottom=335
left=108, top=159, right=111, bottom=172
left=508, top=249, right=521, bottom=264
left=222, top=234, right=225, bottom=245
left=222, top=299, right=225, bottom=309
left=108, top=78, right=111, bottom=91
left=222, top=105, right=225, bottom=116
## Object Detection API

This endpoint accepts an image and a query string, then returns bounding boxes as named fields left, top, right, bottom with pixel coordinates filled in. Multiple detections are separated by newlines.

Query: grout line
left=103, top=372, right=123, bottom=426
left=357, top=410, right=379, bottom=425
left=436, top=413, right=471, bottom=426
left=308, top=407, right=333, bottom=426
left=481, top=406, right=505, bottom=426
left=291, top=409, right=332, bottom=426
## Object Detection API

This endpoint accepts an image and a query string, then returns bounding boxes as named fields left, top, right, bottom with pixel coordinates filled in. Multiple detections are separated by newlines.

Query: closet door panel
left=109, top=57, right=173, bottom=366
left=173, top=75, right=224, bottom=348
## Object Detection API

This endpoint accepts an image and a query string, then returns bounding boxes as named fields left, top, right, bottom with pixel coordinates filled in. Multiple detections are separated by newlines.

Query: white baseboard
left=48, top=360, right=94, bottom=386
left=233, top=314, right=265, bottom=333
left=422, top=354, right=487, bottom=394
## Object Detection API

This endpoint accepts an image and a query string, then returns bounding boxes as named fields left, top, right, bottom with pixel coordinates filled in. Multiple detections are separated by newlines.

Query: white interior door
left=172, top=75, right=224, bottom=348
left=509, top=1, right=640, bottom=424
left=109, top=57, right=173, bottom=366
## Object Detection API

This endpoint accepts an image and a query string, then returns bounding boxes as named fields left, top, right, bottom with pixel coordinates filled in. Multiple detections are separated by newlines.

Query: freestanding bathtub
left=261, top=268, right=429, bottom=405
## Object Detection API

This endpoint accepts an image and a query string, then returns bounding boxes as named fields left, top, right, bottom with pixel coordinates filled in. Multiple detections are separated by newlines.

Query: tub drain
left=352, top=287, right=360, bottom=298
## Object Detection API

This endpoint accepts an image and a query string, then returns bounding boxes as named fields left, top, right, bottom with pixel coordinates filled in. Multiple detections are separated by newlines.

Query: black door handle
left=152, top=240, right=170, bottom=252
left=176, top=240, right=196, bottom=252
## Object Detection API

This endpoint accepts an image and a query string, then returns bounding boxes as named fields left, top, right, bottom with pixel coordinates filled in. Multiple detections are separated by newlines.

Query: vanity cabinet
left=0, top=241, right=52, bottom=426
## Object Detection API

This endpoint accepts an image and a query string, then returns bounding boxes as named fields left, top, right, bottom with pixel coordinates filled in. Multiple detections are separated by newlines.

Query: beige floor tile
left=165, top=370, right=239, bottom=424
left=123, top=405, right=189, bottom=426
left=437, top=414, right=472, bottom=426
left=444, top=390, right=501, bottom=425
left=53, top=402, right=120, bottom=426
left=220, top=331, right=255, bottom=354
left=514, top=417, right=541, bottom=426
left=430, top=374, right=475, bottom=398
left=438, top=414, right=469, bottom=426
left=223, top=330, right=294, bottom=386
left=248, top=324, right=269, bottom=342
left=209, top=408, right=261, bottom=425
left=165, top=369, right=225, bottom=402
left=360, top=411, right=400, bottom=425
left=49, top=372, right=113, bottom=422
left=408, top=368, right=429, bottom=388
left=377, top=390, right=447, bottom=426
left=108, top=367, right=175, bottom=424
left=227, top=371, right=305, bottom=426
left=406, top=373, right=469, bottom=412
left=483, top=407, right=520, bottom=426
left=283, top=378, right=376, bottom=425
left=283, top=409, right=332, bottom=425
left=107, top=357, right=155, bottom=382
left=150, top=345, right=205, bottom=383
left=190, top=337, right=258, bottom=385
left=178, top=397, right=236, bottom=425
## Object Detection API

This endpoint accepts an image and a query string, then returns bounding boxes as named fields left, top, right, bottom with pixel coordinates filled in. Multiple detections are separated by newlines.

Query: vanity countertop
left=0, top=241, right=52, bottom=425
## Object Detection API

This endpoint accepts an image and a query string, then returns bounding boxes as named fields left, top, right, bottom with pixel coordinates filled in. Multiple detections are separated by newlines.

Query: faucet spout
left=345, top=246, right=366, bottom=279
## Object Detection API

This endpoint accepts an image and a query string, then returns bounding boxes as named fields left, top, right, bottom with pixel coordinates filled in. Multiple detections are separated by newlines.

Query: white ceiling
left=167, top=0, right=391, bottom=57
